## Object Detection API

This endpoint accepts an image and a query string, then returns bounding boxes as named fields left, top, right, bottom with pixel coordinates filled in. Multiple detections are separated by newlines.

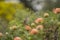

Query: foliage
left=0, top=8, right=60, bottom=40
left=0, top=2, right=25, bottom=33
left=0, top=1, right=60, bottom=40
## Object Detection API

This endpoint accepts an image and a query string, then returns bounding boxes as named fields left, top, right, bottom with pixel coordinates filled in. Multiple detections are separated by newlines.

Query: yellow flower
left=5, top=14, right=13, bottom=21
left=44, top=13, right=49, bottom=17
left=10, top=25, right=17, bottom=30
left=31, top=23, right=35, bottom=26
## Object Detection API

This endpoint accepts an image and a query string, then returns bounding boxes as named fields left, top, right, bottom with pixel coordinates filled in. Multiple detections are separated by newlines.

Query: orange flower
left=25, top=25, right=31, bottom=31
left=35, top=18, right=44, bottom=24
left=30, top=29, right=38, bottom=35
left=14, top=37, right=22, bottom=40
left=36, top=25, right=43, bottom=30
left=0, top=32, right=3, bottom=37
left=44, top=13, right=49, bottom=17
left=53, top=8, right=60, bottom=14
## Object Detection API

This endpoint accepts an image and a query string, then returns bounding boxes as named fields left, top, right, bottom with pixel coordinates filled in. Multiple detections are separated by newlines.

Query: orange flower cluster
left=25, top=25, right=31, bottom=31
left=30, top=29, right=38, bottom=35
left=24, top=18, right=44, bottom=35
left=14, top=37, right=22, bottom=40
left=25, top=25, right=44, bottom=35
left=35, top=18, right=44, bottom=24
left=53, top=8, right=60, bottom=14
left=36, top=25, right=43, bottom=30
left=0, top=32, right=3, bottom=37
